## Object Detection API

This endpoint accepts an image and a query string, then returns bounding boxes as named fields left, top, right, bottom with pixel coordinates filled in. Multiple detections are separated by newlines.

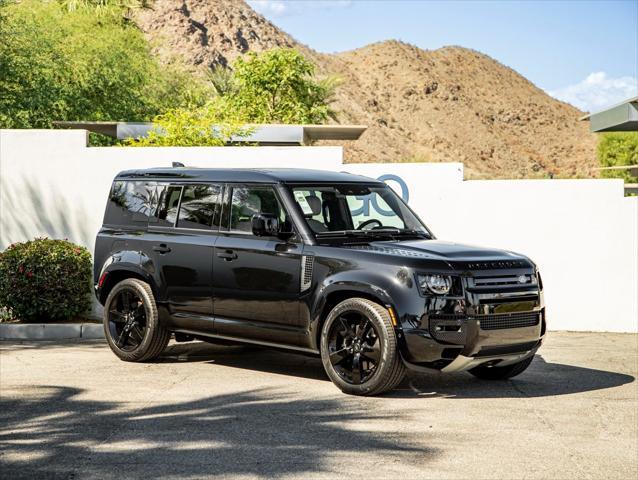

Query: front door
left=212, top=185, right=305, bottom=346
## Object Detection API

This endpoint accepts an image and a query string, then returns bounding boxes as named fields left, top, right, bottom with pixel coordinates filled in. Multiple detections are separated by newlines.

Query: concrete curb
left=0, top=323, right=105, bottom=341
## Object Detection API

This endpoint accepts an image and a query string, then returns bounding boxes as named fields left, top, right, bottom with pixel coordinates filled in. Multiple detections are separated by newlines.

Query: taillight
left=98, top=272, right=108, bottom=288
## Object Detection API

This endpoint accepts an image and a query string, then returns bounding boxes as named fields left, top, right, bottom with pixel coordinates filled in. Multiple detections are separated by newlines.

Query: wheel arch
left=98, top=266, right=158, bottom=306
left=310, top=284, right=395, bottom=351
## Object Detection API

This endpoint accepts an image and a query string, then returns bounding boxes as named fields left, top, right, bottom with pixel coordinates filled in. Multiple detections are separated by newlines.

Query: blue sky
left=248, top=0, right=638, bottom=112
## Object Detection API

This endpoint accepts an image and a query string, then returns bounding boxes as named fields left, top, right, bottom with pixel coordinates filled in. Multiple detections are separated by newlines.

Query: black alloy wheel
left=320, top=298, right=406, bottom=396
left=107, top=288, right=148, bottom=351
left=103, top=278, right=170, bottom=362
left=327, top=312, right=381, bottom=385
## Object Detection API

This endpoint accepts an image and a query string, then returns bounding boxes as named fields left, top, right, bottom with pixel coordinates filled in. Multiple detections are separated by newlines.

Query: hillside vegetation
left=136, top=0, right=599, bottom=179
left=0, top=0, right=603, bottom=179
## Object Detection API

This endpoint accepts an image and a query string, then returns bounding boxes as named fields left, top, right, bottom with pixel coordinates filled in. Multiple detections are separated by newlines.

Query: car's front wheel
left=320, top=298, right=406, bottom=396
left=103, top=278, right=170, bottom=362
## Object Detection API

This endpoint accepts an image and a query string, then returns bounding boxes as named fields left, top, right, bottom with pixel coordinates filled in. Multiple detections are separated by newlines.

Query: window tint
left=177, top=184, right=221, bottom=229
left=156, top=186, right=182, bottom=227
left=228, top=187, right=284, bottom=233
left=104, top=181, right=157, bottom=226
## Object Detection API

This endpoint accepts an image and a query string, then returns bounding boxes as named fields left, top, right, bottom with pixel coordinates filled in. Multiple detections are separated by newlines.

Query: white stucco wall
left=1, top=129, right=636, bottom=332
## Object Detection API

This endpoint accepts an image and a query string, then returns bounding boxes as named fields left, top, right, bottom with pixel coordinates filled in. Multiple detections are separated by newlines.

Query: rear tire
left=320, top=298, right=405, bottom=396
left=103, top=278, right=170, bottom=362
left=469, top=355, right=534, bottom=380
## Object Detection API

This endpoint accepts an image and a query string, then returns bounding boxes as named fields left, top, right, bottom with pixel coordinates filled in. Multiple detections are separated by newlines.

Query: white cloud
left=247, top=1, right=352, bottom=18
left=548, top=72, right=638, bottom=113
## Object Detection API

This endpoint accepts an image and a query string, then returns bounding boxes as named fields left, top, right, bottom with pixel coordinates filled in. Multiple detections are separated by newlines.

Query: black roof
left=116, top=168, right=383, bottom=185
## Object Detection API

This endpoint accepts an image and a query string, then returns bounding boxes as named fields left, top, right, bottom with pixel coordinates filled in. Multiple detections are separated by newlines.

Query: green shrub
left=131, top=48, right=339, bottom=146
left=0, top=0, right=202, bottom=130
left=598, top=132, right=638, bottom=184
left=0, top=239, right=93, bottom=323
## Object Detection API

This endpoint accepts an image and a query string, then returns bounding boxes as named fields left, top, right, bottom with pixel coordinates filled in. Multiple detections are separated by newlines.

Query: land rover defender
left=94, top=168, right=545, bottom=395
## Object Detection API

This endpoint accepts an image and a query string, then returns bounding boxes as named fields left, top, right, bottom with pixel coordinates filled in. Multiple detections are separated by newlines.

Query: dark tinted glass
left=177, top=184, right=222, bottom=229
left=156, top=186, right=183, bottom=227
left=104, top=181, right=156, bottom=226
left=228, top=187, right=283, bottom=233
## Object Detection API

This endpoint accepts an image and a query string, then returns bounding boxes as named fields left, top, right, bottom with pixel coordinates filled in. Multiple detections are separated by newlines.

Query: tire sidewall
left=320, top=298, right=395, bottom=395
left=103, top=278, right=159, bottom=362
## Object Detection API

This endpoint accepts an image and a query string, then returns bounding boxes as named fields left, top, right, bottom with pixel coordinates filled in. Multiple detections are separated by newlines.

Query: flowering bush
left=0, top=238, right=92, bottom=322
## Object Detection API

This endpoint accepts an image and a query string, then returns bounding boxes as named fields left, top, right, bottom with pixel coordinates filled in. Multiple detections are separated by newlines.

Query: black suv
left=94, top=168, right=545, bottom=395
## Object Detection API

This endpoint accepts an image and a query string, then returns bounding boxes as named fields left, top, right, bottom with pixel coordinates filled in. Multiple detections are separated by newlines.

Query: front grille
left=479, top=312, right=540, bottom=330
left=468, top=274, right=536, bottom=289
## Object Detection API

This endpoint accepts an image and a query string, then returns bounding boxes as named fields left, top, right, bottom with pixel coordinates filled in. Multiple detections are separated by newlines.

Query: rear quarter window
left=103, top=181, right=158, bottom=227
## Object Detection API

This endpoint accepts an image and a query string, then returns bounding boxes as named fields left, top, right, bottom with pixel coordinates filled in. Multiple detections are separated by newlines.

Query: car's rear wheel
left=469, top=355, right=534, bottom=380
left=103, top=278, right=170, bottom=362
left=320, top=298, right=405, bottom=396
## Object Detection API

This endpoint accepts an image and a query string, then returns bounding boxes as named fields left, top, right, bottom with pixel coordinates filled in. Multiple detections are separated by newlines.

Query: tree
left=132, top=48, right=339, bottom=146
left=229, top=48, right=338, bottom=124
left=598, top=133, right=638, bottom=184
left=129, top=99, right=251, bottom=147
left=0, top=0, right=200, bottom=131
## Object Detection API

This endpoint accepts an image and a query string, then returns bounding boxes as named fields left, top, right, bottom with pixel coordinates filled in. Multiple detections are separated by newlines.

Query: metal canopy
left=580, top=96, right=638, bottom=132
left=52, top=121, right=367, bottom=145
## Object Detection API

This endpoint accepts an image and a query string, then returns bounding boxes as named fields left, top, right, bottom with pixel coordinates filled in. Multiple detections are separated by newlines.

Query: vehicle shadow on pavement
left=391, top=355, right=635, bottom=399
left=160, top=341, right=329, bottom=381
left=0, top=385, right=434, bottom=479
left=159, top=343, right=635, bottom=399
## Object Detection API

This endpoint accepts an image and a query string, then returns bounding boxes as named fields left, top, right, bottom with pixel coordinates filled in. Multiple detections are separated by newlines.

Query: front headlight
left=418, top=274, right=452, bottom=295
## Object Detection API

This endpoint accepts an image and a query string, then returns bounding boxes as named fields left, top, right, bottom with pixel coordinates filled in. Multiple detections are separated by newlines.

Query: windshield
left=289, top=184, right=430, bottom=239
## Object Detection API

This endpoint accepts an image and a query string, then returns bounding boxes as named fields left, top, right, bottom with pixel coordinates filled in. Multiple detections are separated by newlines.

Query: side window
left=104, top=181, right=156, bottom=226
left=156, top=186, right=183, bottom=227
left=292, top=189, right=328, bottom=232
left=177, top=184, right=222, bottom=230
left=227, top=186, right=284, bottom=233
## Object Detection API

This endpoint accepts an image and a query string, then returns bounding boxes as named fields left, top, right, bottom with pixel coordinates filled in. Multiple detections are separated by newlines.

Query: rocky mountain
left=136, top=0, right=598, bottom=179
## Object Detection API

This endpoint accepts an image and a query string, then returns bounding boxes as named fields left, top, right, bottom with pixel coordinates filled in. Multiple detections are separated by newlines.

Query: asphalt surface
left=1, top=332, right=636, bottom=480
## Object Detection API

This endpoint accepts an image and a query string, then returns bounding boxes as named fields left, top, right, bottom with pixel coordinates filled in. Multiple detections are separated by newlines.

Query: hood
left=346, top=240, right=533, bottom=270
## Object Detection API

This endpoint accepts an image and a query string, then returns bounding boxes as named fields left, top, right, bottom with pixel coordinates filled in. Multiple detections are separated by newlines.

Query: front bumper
left=400, top=310, right=545, bottom=372
left=398, top=269, right=545, bottom=372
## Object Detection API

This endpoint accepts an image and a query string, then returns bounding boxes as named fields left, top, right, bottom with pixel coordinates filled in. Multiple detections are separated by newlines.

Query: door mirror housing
left=251, top=213, right=279, bottom=237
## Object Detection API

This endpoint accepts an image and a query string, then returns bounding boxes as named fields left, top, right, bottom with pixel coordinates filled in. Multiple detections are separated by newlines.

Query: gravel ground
left=1, top=331, right=636, bottom=480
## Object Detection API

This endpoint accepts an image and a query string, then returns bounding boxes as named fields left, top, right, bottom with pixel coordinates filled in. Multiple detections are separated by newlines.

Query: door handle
left=217, top=250, right=238, bottom=261
left=153, top=244, right=171, bottom=254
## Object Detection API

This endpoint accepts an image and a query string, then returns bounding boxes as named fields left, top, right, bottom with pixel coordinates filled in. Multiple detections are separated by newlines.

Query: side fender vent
left=301, top=255, right=314, bottom=292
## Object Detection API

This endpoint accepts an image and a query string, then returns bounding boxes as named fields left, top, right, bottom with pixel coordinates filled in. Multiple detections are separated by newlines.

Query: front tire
left=469, top=355, right=534, bottom=380
left=103, top=278, right=170, bottom=362
left=320, top=298, right=405, bottom=396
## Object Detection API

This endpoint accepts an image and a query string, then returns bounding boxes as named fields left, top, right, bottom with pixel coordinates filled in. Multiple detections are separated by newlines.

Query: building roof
left=52, top=121, right=367, bottom=145
left=580, top=96, right=638, bottom=132
left=115, top=167, right=384, bottom=185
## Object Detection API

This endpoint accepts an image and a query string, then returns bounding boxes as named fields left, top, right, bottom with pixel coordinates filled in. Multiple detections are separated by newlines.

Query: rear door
left=146, top=182, right=222, bottom=332
left=212, top=184, right=305, bottom=346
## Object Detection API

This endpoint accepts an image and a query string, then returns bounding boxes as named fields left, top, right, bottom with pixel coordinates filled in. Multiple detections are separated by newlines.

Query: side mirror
left=251, top=213, right=279, bottom=237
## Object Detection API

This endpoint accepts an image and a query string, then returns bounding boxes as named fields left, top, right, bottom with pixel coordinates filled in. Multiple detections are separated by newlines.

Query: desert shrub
left=0, top=239, right=93, bottom=322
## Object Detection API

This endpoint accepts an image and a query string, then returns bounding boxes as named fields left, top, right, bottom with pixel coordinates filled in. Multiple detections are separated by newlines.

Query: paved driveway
left=1, top=332, right=636, bottom=479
